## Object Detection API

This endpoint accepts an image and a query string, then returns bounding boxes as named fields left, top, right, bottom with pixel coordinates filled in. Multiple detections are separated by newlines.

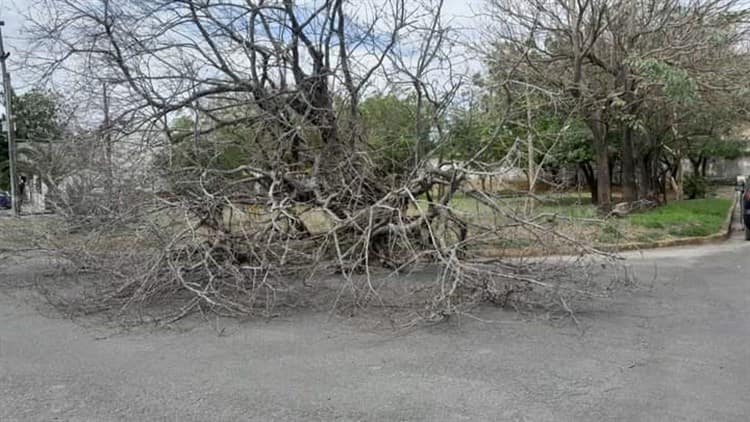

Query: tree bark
left=618, top=45, right=638, bottom=203
left=637, top=153, right=650, bottom=198
left=689, top=158, right=700, bottom=175
left=621, top=124, right=637, bottom=202
left=676, top=158, right=684, bottom=200
left=580, top=162, right=598, bottom=204
left=638, top=149, right=663, bottom=201
left=588, top=111, right=611, bottom=211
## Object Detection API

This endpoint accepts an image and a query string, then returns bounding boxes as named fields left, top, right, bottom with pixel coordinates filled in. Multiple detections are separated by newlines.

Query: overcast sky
left=1, top=0, right=31, bottom=93
left=0, top=0, right=480, bottom=95
left=1, top=0, right=25, bottom=49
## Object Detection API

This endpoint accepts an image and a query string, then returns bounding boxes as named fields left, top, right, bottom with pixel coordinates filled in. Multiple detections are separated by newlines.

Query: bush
left=684, top=174, right=709, bottom=199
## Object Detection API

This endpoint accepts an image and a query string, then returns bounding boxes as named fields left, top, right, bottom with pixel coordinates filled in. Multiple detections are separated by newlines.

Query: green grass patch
left=628, top=198, right=732, bottom=238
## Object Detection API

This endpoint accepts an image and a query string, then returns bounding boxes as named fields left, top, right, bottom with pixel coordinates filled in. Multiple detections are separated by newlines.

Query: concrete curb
left=477, top=194, right=738, bottom=258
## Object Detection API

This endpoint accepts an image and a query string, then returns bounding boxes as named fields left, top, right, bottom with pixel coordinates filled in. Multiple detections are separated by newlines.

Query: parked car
left=0, top=191, right=10, bottom=210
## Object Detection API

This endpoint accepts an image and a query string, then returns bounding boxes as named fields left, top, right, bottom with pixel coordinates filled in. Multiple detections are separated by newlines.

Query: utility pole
left=0, top=21, right=19, bottom=217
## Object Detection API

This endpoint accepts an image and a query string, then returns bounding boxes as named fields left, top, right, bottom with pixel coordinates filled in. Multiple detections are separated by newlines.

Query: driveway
left=1, top=234, right=749, bottom=421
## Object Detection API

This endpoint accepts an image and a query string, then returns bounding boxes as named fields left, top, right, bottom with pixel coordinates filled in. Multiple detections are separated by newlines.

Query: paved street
left=1, top=232, right=749, bottom=421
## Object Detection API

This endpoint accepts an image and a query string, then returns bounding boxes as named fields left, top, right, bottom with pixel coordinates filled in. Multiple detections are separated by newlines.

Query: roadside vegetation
left=628, top=198, right=733, bottom=239
left=444, top=187, right=734, bottom=254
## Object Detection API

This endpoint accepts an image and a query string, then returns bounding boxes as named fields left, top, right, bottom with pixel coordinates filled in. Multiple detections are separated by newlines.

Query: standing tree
left=483, top=0, right=750, bottom=209
left=1, top=89, right=63, bottom=190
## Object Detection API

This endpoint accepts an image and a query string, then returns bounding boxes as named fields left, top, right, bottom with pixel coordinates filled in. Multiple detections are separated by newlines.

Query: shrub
left=683, top=174, right=709, bottom=199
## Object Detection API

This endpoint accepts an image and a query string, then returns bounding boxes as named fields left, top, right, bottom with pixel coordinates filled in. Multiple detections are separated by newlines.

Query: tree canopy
left=1, top=90, right=63, bottom=190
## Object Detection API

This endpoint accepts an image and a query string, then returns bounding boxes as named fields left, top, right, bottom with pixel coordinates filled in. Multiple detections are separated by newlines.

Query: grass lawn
left=554, top=196, right=734, bottom=246
left=442, top=188, right=735, bottom=252
left=628, top=198, right=733, bottom=238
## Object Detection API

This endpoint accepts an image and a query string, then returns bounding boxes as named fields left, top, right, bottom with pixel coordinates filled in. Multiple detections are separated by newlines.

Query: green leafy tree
left=1, top=90, right=63, bottom=190
left=360, top=95, right=424, bottom=178
left=13, top=90, right=63, bottom=142
left=445, top=108, right=511, bottom=163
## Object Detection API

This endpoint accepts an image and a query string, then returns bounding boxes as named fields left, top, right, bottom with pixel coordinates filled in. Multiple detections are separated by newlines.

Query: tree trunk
left=618, top=62, right=638, bottom=203
left=689, top=157, right=701, bottom=176
left=587, top=112, right=611, bottom=211
left=676, top=158, right=684, bottom=200
left=621, top=125, right=637, bottom=202
left=414, top=88, right=424, bottom=168
left=637, top=152, right=651, bottom=199
left=648, top=135, right=664, bottom=202
left=580, top=162, right=598, bottom=204
left=526, top=87, right=536, bottom=196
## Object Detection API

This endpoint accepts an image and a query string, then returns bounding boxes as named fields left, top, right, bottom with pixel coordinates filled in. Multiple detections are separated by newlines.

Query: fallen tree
left=22, top=0, right=623, bottom=325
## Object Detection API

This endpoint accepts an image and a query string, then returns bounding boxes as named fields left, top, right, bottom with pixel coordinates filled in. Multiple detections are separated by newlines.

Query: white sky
left=1, top=0, right=31, bottom=92
left=0, top=0, right=481, bottom=112
left=0, top=0, right=23, bottom=38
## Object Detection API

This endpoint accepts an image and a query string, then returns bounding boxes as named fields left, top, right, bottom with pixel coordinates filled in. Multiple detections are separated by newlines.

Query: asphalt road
left=1, top=233, right=750, bottom=421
